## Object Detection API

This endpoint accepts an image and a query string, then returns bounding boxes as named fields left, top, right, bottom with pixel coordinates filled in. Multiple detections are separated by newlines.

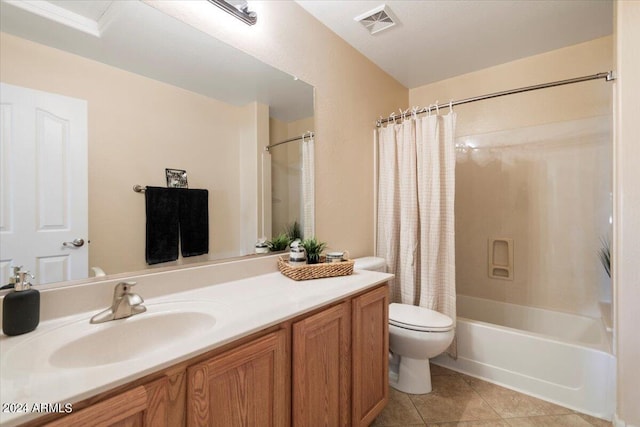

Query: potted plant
left=301, top=237, right=326, bottom=265
left=285, top=221, right=302, bottom=242
left=268, top=233, right=290, bottom=252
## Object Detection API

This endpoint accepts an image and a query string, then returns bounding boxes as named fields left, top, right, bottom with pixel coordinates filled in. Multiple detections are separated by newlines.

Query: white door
left=0, top=83, right=88, bottom=285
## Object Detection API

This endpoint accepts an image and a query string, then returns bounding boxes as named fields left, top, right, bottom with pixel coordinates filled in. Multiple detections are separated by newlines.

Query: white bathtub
left=432, top=295, right=615, bottom=420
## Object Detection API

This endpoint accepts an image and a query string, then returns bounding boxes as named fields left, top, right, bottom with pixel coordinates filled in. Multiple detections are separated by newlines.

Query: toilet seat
left=389, top=303, right=453, bottom=332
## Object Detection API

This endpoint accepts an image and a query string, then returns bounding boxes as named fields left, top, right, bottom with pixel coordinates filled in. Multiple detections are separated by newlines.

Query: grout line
left=397, top=367, right=610, bottom=426
left=469, top=379, right=506, bottom=422
left=408, top=392, right=428, bottom=426
left=382, top=370, right=611, bottom=427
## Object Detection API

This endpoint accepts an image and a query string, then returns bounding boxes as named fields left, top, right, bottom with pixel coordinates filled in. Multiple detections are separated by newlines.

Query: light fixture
left=207, top=0, right=257, bottom=26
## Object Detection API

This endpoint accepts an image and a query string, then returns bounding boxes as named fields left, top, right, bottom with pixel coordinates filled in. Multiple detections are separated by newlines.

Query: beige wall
left=0, top=33, right=265, bottom=275
left=614, top=2, right=640, bottom=425
left=410, top=37, right=612, bottom=136
left=410, top=37, right=613, bottom=317
left=269, top=116, right=314, bottom=238
left=239, top=101, right=270, bottom=254
left=269, top=117, right=289, bottom=237
left=145, top=0, right=408, bottom=259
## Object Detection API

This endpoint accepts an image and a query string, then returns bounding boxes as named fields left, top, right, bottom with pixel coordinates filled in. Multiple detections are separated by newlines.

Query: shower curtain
left=376, top=112, right=457, bottom=355
left=301, top=134, right=315, bottom=238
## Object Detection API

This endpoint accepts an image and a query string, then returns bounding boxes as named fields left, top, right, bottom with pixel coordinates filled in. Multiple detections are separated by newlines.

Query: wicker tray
left=278, top=256, right=355, bottom=281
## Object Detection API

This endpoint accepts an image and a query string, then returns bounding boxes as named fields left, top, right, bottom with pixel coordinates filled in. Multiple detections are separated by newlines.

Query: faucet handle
left=127, top=293, right=144, bottom=306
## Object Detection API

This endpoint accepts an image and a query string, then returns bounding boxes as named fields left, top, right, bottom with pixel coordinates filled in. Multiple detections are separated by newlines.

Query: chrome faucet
left=90, top=281, right=146, bottom=324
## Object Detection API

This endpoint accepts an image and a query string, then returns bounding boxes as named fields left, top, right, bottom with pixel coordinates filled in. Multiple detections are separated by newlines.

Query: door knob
left=63, top=238, right=85, bottom=248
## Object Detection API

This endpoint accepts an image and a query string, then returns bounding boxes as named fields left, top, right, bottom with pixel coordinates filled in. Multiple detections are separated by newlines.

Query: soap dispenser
left=2, top=268, right=39, bottom=336
left=0, top=266, right=19, bottom=290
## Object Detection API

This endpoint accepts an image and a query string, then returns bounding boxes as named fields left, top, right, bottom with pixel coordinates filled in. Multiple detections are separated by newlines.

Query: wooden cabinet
left=352, top=285, right=389, bottom=426
left=33, top=284, right=388, bottom=427
left=292, top=285, right=389, bottom=427
left=292, top=301, right=351, bottom=426
left=186, top=329, right=288, bottom=427
left=44, top=377, right=169, bottom=427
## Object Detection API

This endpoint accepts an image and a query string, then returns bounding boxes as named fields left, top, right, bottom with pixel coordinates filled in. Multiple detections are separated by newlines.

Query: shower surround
left=398, top=28, right=614, bottom=423
left=455, top=115, right=612, bottom=318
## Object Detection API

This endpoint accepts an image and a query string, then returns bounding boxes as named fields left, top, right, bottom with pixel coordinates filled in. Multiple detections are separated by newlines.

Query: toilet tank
left=354, top=256, right=387, bottom=272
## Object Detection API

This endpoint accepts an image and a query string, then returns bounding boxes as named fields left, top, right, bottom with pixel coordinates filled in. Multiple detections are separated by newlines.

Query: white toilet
left=355, top=257, right=455, bottom=395
left=387, top=303, right=454, bottom=394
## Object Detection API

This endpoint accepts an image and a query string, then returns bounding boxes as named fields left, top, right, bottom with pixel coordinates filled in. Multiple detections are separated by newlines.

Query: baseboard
left=614, top=413, right=640, bottom=427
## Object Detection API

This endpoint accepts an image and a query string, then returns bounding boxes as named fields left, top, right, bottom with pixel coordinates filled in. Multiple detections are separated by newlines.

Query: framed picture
left=165, top=168, right=188, bottom=188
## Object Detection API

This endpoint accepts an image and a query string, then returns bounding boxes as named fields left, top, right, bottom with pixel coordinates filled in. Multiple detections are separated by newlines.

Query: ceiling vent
left=354, top=4, right=399, bottom=35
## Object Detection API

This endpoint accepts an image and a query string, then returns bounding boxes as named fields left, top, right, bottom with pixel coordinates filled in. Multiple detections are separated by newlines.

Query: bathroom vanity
left=0, top=258, right=391, bottom=427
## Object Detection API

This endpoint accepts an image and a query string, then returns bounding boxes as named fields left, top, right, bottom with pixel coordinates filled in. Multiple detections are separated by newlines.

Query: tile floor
left=372, top=364, right=612, bottom=427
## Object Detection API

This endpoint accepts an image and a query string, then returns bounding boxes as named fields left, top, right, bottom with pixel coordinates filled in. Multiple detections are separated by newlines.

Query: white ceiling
left=0, top=0, right=314, bottom=122
left=48, top=0, right=112, bottom=20
left=296, top=0, right=613, bottom=89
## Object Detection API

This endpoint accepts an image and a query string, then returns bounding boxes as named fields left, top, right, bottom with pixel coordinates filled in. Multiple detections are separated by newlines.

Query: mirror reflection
left=0, top=0, right=314, bottom=286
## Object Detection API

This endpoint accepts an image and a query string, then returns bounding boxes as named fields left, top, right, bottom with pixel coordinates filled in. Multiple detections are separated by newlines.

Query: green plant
left=301, top=237, right=327, bottom=264
left=599, top=237, right=611, bottom=278
left=268, top=233, right=290, bottom=252
left=285, top=221, right=302, bottom=242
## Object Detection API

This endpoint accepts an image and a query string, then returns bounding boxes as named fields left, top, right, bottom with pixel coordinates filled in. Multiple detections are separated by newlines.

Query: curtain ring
left=449, top=99, right=453, bottom=114
left=435, top=100, right=440, bottom=115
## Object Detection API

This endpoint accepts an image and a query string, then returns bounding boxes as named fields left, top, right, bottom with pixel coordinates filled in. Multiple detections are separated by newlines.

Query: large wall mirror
left=0, top=0, right=314, bottom=286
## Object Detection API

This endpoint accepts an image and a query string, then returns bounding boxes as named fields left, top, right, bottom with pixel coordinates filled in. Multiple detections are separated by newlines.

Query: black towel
left=179, top=189, right=209, bottom=257
left=145, top=187, right=180, bottom=265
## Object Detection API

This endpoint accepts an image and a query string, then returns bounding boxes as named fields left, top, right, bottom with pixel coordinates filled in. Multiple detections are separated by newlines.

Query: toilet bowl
left=354, top=257, right=455, bottom=395
left=388, top=303, right=454, bottom=394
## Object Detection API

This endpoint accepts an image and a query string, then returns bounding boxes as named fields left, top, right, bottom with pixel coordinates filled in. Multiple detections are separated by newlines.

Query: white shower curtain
left=301, top=134, right=315, bottom=238
left=376, top=112, right=457, bottom=355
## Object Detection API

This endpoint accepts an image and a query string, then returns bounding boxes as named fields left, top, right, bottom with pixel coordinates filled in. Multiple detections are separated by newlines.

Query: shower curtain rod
left=376, top=71, right=615, bottom=127
left=265, top=131, right=314, bottom=152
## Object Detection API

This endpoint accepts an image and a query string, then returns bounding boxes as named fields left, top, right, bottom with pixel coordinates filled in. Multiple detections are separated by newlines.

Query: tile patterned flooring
left=372, top=364, right=612, bottom=427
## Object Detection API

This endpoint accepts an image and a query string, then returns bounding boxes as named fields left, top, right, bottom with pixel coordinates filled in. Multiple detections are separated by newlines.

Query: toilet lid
left=389, top=303, right=454, bottom=332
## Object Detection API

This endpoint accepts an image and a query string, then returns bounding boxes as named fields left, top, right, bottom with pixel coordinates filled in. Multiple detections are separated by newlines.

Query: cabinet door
left=292, top=301, right=351, bottom=427
left=44, top=377, right=169, bottom=427
left=352, top=285, right=389, bottom=426
left=187, top=330, right=288, bottom=427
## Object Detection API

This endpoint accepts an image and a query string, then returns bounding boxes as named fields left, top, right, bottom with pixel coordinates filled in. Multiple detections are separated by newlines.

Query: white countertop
left=0, top=269, right=392, bottom=426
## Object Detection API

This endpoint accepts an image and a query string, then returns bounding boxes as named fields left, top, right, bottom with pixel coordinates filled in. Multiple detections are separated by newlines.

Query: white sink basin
left=1, top=301, right=223, bottom=377
left=50, top=310, right=215, bottom=368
